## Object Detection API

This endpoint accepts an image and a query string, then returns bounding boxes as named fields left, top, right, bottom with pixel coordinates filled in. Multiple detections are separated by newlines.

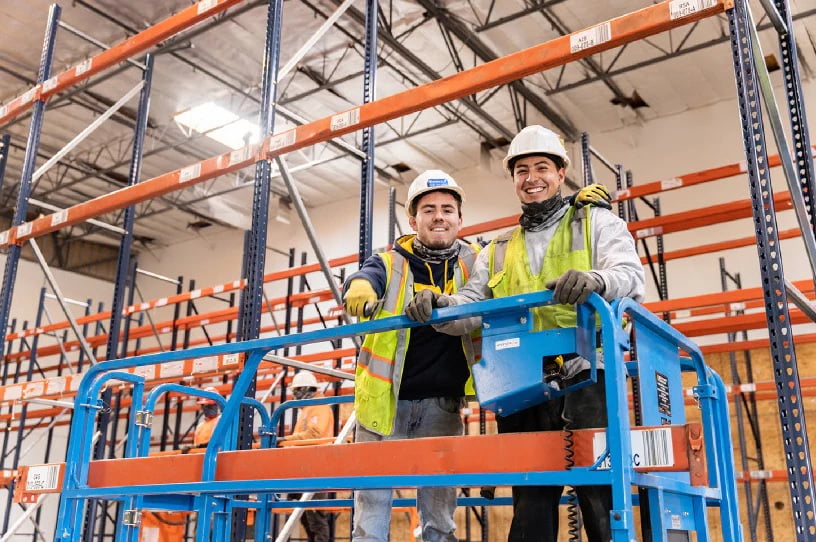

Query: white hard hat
left=405, top=170, right=466, bottom=216
left=291, top=371, right=318, bottom=389
left=502, top=125, right=570, bottom=173
left=197, top=386, right=220, bottom=405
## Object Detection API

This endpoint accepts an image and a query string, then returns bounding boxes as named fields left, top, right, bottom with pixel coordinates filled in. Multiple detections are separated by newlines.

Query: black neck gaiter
left=412, top=237, right=460, bottom=262
left=519, top=192, right=565, bottom=231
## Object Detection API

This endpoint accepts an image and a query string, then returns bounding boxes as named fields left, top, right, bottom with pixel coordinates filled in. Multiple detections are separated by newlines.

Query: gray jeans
left=352, top=397, right=464, bottom=542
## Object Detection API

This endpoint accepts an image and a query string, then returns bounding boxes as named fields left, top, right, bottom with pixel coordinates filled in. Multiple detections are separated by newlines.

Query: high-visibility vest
left=355, top=240, right=480, bottom=436
left=194, top=415, right=220, bottom=447
left=289, top=399, right=334, bottom=441
left=488, top=205, right=592, bottom=331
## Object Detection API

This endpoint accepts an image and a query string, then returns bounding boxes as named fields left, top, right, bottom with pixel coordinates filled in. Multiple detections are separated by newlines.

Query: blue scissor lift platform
left=15, top=292, right=743, bottom=542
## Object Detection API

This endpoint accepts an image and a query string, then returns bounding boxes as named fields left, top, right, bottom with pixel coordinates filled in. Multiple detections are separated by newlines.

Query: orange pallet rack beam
left=0, top=1, right=729, bottom=250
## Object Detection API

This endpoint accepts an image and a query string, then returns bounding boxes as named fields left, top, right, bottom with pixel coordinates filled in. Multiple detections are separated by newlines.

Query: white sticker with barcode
left=51, top=209, right=68, bottom=226
left=222, top=353, right=240, bottom=366
left=43, top=77, right=58, bottom=92
left=75, top=59, right=93, bottom=76
left=21, top=88, right=37, bottom=104
left=46, top=377, right=66, bottom=395
left=330, top=108, right=360, bottom=131
left=0, top=231, right=9, bottom=245
left=193, top=356, right=217, bottom=373
left=613, top=189, right=629, bottom=200
left=179, top=163, right=201, bottom=184
left=675, top=310, right=691, bottom=319
left=729, top=302, right=746, bottom=311
left=155, top=298, right=168, bottom=307
left=197, top=0, right=218, bottom=14
left=213, top=285, right=224, bottom=294
left=17, top=222, right=32, bottom=237
left=660, top=177, right=683, bottom=190
left=570, top=22, right=611, bottom=54
left=0, top=105, right=7, bottom=118
left=593, top=428, right=675, bottom=470
left=133, top=365, right=154, bottom=380
left=190, top=289, right=202, bottom=299
left=635, top=226, right=663, bottom=239
left=669, top=0, right=716, bottom=20
left=269, top=129, right=296, bottom=151
left=229, top=146, right=252, bottom=165
left=160, top=361, right=184, bottom=379
left=26, top=464, right=61, bottom=491
left=70, top=377, right=80, bottom=391
left=495, top=337, right=520, bottom=351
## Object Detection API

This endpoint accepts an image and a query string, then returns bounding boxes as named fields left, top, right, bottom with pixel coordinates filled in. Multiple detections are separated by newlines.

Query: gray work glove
left=545, top=269, right=603, bottom=305
left=405, top=289, right=451, bottom=323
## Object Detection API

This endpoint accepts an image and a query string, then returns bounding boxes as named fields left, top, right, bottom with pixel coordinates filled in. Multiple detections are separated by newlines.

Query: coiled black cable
left=562, top=411, right=580, bottom=542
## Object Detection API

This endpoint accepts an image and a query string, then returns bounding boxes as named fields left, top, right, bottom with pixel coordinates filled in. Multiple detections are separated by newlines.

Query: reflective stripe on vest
left=355, top=240, right=479, bottom=435
left=488, top=206, right=592, bottom=331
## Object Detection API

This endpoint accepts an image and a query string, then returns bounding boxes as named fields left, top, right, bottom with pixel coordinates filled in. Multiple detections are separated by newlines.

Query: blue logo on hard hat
left=427, top=178, right=449, bottom=187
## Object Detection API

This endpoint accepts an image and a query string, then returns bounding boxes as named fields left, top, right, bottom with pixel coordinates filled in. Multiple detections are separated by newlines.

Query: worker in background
left=406, top=125, right=644, bottom=542
left=278, top=370, right=334, bottom=542
left=344, top=169, right=613, bottom=542
left=140, top=386, right=223, bottom=542
left=194, top=386, right=222, bottom=448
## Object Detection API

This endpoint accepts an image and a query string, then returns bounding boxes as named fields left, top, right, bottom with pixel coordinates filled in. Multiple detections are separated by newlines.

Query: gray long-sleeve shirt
left=435, top=204, right=645, bottom=377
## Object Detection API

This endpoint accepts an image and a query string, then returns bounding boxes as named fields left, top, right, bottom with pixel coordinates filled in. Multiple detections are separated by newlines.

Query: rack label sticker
left=25, top=465, right=61, bottom=491
left=495, top=337, right=520, bottom=351
left=655, top=372, right=671, bottom=417
left=21, top=88, right=38, bottom=105
left=155, top=298, right=168, bottom=307
left=17, top=222, right=32, bottom=238
left=179, top=163, right=202, bottom=184
left=269, top=129, right=296, bottom=151
left=660, top=177, right=683, bottom=190
left=70, top=377, right=81, bottom=391
left=23, top=382, right=44, bottom=399
left=729, top=302, right=745, bottom=312
left=197, top=0, right=218, bottom=14
left=635, top=226, right=663, bottom=239
left=75, top=59, right=93, bottom=76
left=160, top=361, right=184, bottom=379
left=0, top=231, right=9, bottom=245
left=133, top=366, right=154, bottom=380
left=593, top=428, right=675, bottom=469
left=43, top=77, right=58, bottom=93
left=675, top=309, right=691, bottom=319
left=213, top=285, right=224, bottom=294
left=570, top=22, right=611, bottom=54
left=5, top=385, right=22, bottom=401
left=46, top=377, right=66, bottom=395
left=750, top=470, right=773, bottom=479
left=51, top=209, right=69, bottom=227
left=331, top=108, right=360, bottom=131
left=0, top=105, right=7, bottom=118
left=613, top=189, right=629, bottom=200
left=222, top=353, right=240, bottom=366
left=193, top=356, right=217, bottom=373
left=190, top=289, right=202, bottom=299
left=669, top=0, right=716, bottom=20
left=229, top=146, right=253, bottom=165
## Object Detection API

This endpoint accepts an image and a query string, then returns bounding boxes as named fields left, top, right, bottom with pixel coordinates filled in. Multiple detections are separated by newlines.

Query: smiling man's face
left=409, top=190, right=462, bottom=249
left=512, top=155, right=566, bottom=204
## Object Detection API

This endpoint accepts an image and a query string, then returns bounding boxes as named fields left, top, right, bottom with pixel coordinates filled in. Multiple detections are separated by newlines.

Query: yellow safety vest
left=355, top=240, right=480, bottom=436
left=487, top=206, right=592, bottom=331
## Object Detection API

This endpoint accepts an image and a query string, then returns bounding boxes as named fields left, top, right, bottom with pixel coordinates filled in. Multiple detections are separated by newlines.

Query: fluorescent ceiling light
left=175, top=102, right=259, bottom=150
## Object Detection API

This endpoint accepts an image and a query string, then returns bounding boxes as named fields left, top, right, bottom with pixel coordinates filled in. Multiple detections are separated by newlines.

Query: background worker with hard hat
left=406, top=125, right=644, bottom=542
left=194, top=386, right=222, bottom=448
left=279, top=370, right=334, bottom=542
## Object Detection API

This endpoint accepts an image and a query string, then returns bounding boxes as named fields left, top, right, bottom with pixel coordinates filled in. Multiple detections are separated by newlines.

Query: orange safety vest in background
left=138, top=511, right=186, bottom=542
left=194, top=415, right=220, bottom=447
left=288, top=397, right=334, bottom=441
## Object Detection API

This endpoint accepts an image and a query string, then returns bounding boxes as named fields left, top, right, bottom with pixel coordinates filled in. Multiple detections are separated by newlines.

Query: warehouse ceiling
left=0, top=0, right=814, bottom=270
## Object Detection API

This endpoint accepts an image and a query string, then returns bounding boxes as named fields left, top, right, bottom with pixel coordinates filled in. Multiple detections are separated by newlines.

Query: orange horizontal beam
left=642, top=228, right=802, bottom=264
left=700, top=332, right=816, bottom=355
left=0, top=1, right=727, bottom=249
left=0, top=0, right=244, bottom=127
left=673, top=308, right=812, bottom=337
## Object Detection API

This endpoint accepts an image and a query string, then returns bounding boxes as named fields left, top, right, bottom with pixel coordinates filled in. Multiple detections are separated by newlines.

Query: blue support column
left=0, top=134, right=11, bottom=193
left=727, top=2, right=816, bottom=538
left=86, top=55, right=154, bottom=542
left=0, top=4, right=60, bottom=371
left=774, top=0, right=816, bottom=239
left=358, top=0, right=378, bottom=266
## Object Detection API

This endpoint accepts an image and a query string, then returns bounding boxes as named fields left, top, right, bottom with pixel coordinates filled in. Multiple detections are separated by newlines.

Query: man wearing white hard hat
left=406, top=126, right=645, bottom=542
left=343, top=170, right=480, bottom=542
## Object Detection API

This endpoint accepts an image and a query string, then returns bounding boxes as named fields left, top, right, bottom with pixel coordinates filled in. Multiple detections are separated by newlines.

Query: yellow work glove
left=344, top=279, right=378, bottom=317
left=573, top=183, right=612, bottom=210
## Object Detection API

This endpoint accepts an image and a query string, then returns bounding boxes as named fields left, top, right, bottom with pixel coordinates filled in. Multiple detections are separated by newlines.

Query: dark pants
left=291, top=493, right=330, bottom=542
left=496, top=370, right=611, bottom=542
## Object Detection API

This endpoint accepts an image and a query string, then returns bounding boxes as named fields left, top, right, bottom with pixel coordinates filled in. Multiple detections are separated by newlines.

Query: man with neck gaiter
left=343, top=170, right=480, bottom=542
left=406, top=125, right=645, bottom=542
